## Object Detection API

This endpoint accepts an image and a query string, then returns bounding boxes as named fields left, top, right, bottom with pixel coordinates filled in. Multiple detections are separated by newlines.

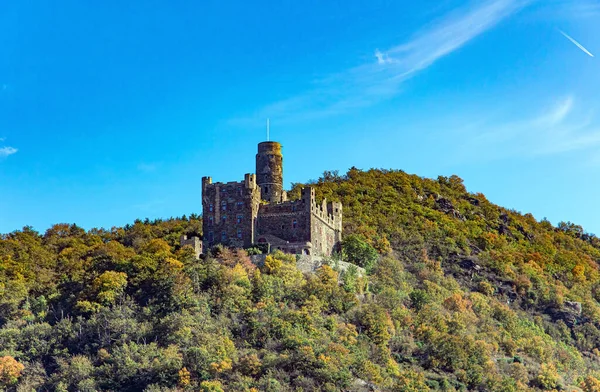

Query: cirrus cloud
left=0, top=146, right=18, bottom=158
left=230, top=0, right=530, bottom=125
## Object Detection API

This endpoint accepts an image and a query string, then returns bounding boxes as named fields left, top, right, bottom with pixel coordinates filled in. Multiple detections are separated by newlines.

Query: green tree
left=342, top=234, right=378, bottom=271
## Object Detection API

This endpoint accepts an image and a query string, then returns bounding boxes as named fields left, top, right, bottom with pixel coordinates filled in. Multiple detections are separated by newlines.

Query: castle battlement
left=201, top=141, right=342, bottom=256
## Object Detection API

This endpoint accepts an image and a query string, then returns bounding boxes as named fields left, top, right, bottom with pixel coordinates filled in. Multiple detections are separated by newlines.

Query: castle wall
left=302, top=187, right=343, bottom=256
left=257, top=200, right=311, bottom=244
left=202, top=175, right=260, bottom=249
left=310, top=210, right=338, bottom=256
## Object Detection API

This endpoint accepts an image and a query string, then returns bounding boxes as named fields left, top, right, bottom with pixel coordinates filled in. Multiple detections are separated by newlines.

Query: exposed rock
left=435, top=196, right=465, bottom=220
left=459, top=257, right=482, bottom=272
left=517, top=225, right=534, bottom=241
left=564, top=301, right=583, bottom=316
left=498, top=286, right=518, bottom=301
left=466, top=196, right=480, bottom=206
left=550, top=301, right=582, bottom=327
left=498, top=224, right=511, bottom=236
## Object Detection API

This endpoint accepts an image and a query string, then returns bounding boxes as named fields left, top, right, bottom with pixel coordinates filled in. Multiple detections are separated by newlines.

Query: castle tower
left=256, top=141, right=284, bottom=203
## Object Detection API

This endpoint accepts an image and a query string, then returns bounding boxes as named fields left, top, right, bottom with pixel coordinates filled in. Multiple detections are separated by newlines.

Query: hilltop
left=1, top=167, right=600, bottom=391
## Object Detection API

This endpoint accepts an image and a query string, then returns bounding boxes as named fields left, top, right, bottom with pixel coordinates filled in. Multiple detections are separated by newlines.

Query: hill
left=2, top=168, right=600, bottom=391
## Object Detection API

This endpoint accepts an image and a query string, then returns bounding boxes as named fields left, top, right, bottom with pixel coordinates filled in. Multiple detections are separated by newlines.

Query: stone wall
left=202, top=175, right=261, bottom=249
left=250, top=254, right=364, bottom=276
left=180, top=235, right=202, bottom=259
left=257, top=199, right=311, bottom=245
left=302, top=187, right=343, bottom=256
left=310, top=213, right=337, bottom=256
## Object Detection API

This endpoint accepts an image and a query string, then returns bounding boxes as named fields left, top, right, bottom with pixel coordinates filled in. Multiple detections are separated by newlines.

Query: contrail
left=559, top=30, right=594, bottom=58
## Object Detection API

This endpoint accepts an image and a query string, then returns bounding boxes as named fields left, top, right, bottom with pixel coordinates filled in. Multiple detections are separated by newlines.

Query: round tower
left=256, top=141, right=283, bottom=203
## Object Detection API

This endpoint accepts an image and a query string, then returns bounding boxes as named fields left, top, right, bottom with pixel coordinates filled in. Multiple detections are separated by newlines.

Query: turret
left=301, top=187, right=315, bottom=207
left=328, top=201, right=343, bottom=232
left=244, top=173, right=257, bottom=189
left=256, top=141, right=284, bottom=202
left=202, top=176, right=212, bottom=192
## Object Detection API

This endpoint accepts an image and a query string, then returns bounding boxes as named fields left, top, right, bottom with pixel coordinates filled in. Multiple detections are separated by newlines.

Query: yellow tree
left=0, top=356, right=25, bottom=387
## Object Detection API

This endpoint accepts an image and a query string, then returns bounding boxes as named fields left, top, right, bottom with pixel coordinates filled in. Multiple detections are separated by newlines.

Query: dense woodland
left=2, top=167, right=600, bottom=391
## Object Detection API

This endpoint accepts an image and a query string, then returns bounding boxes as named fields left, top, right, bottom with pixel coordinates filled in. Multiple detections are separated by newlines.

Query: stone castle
left=201, top=141, right=342, bottom=256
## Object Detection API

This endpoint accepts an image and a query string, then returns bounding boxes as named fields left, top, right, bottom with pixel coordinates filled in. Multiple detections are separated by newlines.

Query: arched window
left=221, top=201, right=227, bottom=211
left=222, top=215, right=227, bottom=224
left=237, top=229, right=243, bottom=239
left=292, top=219, right=297, bottom=229
left=221, top=231, right=227, bottom=241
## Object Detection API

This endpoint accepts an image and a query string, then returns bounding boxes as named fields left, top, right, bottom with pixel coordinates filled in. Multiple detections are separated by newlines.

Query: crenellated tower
left=256, top=141, right=286, bottom=203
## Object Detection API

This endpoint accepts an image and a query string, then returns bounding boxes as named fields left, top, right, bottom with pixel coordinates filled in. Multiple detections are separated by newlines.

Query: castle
left=201, top=141, right=342, bottom=256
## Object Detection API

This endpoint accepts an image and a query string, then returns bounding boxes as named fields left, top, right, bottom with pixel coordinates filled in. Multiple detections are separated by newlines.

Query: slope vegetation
left=1, top=168, right=600, bottom=391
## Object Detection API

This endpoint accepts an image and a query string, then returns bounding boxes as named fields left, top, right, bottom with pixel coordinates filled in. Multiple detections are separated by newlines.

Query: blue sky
left=1, top=0, right=599, bottom=234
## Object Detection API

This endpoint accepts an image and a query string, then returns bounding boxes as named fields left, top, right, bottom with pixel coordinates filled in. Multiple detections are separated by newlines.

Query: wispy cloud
left=231, top=0, right=528, bottom=124
left=457, top=96, right=600, bottom=161
left=374, top=49, right=392, bottom=65
left=0, top=146, right=18, bottom=158
left=559, top=30, right=595, bottom=57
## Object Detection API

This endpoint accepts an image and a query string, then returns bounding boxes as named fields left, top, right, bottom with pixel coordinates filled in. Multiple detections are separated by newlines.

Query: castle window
left=208, top=216, right=213, bottom=226
left=209, top=204, right=213, bottom=212
left=237, top=201, right=244, bottom=209
left=265, top=186, right=269, bottom=194
left=221, top=201, right=227, bottom=211
left=221, top=231, right=227, bottom=241
left=237, top=215, right=243, bottom=224
left=208, top=231, right=214, bottom=242
left=237, top=187, right=242, bottom=195
left=222, top=215, right=227, bottom=224
left=293, top=219, right=297, bottom=229
left=237, top=229, right=243, bottom=239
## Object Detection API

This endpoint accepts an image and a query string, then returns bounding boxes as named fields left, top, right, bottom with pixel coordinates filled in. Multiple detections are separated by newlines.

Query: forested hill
left=2, top=168, right=600, bottom=391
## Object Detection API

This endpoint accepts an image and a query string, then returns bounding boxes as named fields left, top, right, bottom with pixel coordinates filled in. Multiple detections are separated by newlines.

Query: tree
left=92, top=270, right=128, bottom=305
left=0, top=356, right=25, bottom=387
left=342, top=234, right=378, bottom=271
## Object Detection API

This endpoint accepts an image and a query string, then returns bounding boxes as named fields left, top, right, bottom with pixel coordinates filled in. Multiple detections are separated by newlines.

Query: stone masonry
left=201, top=141, right=342, bottom=256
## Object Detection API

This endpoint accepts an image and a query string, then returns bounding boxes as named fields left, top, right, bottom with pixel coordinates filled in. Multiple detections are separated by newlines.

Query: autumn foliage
left=2, top=170, right=600, bottom=390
